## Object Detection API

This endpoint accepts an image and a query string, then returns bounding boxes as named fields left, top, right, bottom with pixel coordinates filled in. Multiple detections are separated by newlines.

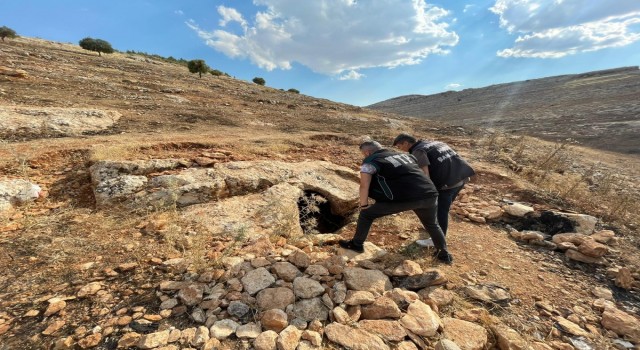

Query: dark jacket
left=409, top=140, right=475, bottom=190
left=363, top=149, right=438, bottom=202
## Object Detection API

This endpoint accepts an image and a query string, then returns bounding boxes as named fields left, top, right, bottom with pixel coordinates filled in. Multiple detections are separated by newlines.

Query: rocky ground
left=1, top=37, right=639, bottom=350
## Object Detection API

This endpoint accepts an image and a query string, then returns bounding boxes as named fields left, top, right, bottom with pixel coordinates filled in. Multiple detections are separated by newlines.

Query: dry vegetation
left=0, top=37, right=639, bottom=349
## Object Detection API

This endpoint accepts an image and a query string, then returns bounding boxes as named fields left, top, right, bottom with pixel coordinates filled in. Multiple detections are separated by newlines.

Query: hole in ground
left=506, top=210, right=575, bottom=236
left=298, top=191, right=347, bottom=234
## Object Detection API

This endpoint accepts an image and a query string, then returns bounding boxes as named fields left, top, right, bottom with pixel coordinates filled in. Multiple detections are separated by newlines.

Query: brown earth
left=0, top=37, right=639, bottom=349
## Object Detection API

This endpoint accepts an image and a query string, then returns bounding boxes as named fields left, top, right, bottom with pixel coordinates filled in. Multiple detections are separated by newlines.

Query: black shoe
left=338, top=239, right=365, bottom=253
left=434, top=249, right=453, bottom=264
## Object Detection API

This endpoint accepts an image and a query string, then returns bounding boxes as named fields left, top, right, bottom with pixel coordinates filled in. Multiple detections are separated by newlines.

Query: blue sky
left=3, top=0, right=640, bottom=106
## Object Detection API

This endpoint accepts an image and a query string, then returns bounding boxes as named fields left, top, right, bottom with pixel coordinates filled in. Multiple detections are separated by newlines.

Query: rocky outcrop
left=0, top=179, right=42, bottom=213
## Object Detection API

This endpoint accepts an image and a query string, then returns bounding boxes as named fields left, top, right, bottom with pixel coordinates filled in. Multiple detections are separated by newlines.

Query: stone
left=305, top=265, right=329, bottom=276
left=53, top=337, right=75, bottom=350
left=191, top=326, right=210, bottom=347
left=277, top=325, right=302, bottom=350
left=590, top=230, right=615, bottom=244
left=137, top=330, right=170, bottom=349
left=343, top=267, right=392, bottom=294
left=503, top=202, right=534, bottom=217
left=337, top=241, right=387, bottom=262
left=325, top=323, right=390, bottom=350
left=0, top=66, right=28, bottom=78
left=435, top=339, right=463, bottom=350
left=210, top=319, right=239, bottom=340
left=491, top=324, right=529, bottom=350
left=614, top=268, right=634, bottom=290
left=160, top=298, right=178, bottom=309
left=519, top=230, right=545, bottom=241
left=44, top=299, right=67, bottom=316
left=0, top=179, right=42, bottom=213
left=77, top=282, right=102, bottom=297
left=552, top=233, right=589, bottom=246
left=578, top=239, right=609, bottom=258
left=601, top=307, right=640, bottom=341
left=117, top=332, right=141, bottom=348
left=228, top=300, right=250, bottom=318
left=288, top=250, right=311, bottom=269
left=463, top=284, right=511, bottom=304
left=332, top=307, right=352, bottom=324
left=344, top=290, right=376, bottom=305
left=359, top=320, right=407, bottom=342
left=255, top=330, right=279, bottom=350
left=237, top=323, right=261, bottom=339
left=242, top=267, right=276, bottom=295
left=398, top=341, right=420, bottom=350
left=78, top=333, right=102, bottom=349
left=42, top=320, right=66, bottom=335
left=252, top=257, right=272, bottom=268
left=301, top=330, right=322, bottom=346
left=426, top=288, right=455, bottom=306
left=273, top=262, right=301, bottom=282
left=293, top=298, right=329, bottom=322
left=203, top=338, right=222, bottom=350
left=392, top=260, right=424, bottom=276
left=399, top=300, right=442, bottom=337
left=262, top=309, right=289, bottom=332
left=591, top=287, right=613, bottom=300
left=442, top=318, right=488, bottom=350
left=178, top=284, right=204, bottom=306
left=565, top=249, right=606, bottom=264
left=551, top=211, right=597, bottom=234
left=331, top=281, right=347, bottom=304
left=293, top=277, right=325, bottom=299
left=257, top=287, right=295, bottom=310
left=395, top=269, right=447, bottom=290
left=361, top=296, right=402, bottom=320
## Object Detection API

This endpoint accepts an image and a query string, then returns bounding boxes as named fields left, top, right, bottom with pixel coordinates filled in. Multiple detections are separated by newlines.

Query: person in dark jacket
left=393, top=133, right=475, bottom=247
left=339, top=140, right=453, bottom=264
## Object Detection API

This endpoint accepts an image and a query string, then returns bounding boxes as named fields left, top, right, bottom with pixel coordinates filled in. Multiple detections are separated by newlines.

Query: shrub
left=287, top=88, right=300, bottom=94
left=187, top=59, right=210, bottom=78
left=0, top=26, right=17, bottom=42
left=79, top=37, right=114, bottom=56
left=210, top=69, right=224, bottom=76
left=252, top=77, right=266, bottom=86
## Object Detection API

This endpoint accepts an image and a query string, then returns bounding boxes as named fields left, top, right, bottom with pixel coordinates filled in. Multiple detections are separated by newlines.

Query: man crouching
left=339, top=140, right=453, bottom=264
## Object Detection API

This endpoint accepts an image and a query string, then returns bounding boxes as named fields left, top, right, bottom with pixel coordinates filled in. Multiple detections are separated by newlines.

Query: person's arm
left=359, top=173, right=372, bottom=208
left=420, top=166, right=430, bottom=178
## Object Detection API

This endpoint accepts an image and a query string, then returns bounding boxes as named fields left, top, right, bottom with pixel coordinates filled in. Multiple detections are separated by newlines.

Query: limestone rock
left=293, top=277, right=325, bottom=299
left=590, top=230, right=615, bottom=244
left=601, top=307, right=640, bottom=341
left=288, top=250, right=310, bottom=269
left=591, top=287, right=613, bottom=300
left=178, top=284, right=204, bottom=306
left=273, top=262, right=301, bottom=282
left=210, top=319, right=239, bottom=340
left=577, top=239, right=608, bottom=258
left=293, top=298, right=329, bottom=322
left=237, top=323, right=261, bottom=339
left=337, top=242, right=387, bottom=262
left=325, top=323, right=390, bottom=350
left=399, top=300, right=442, bottom=337
left=254, top=330, right=279, bottom=350
left=344, top=290, right=376, bottom=305
left=332, top=307, right=352, bottom=324
left=277, top=325, right=302, bottom=350
left=44, top=299, right=67, bottom=316
left=262, top=309, right=289, bottom=332
left=305, top=264, right=329, bottom=276
left=0, top=179, right=42, bottom=213
left=301, top=330, right=322, bottom=346
left=435, top=339, right=463, bottom=350
left=343, top=267, right=392, bottom=294
left=565, top=249, right=606, bottom=264
left=137, top=330, right=170, bottom=349
left=257, top=287, right=295, bottom=310
left=554, top=317, right=589, bottom=337
left=117, top=332, right=141, bottom=348
left=77, top=282, right=102, bottom=297
left=398, top=341, right=420, bottom=350
left=551, top=211, right=597, bottom=234
left=242, top=267, right=276, bottom=295
left=78, top=333, right=102, bottom=349
left=425, top=288, right=455, bottom=307
left=552, top=233, right=589, bottom=246
left=491, top=324, right=529, bottom=350
left=442, top=318, right=488, bottom=350
left=361, top=296, right=402, bottom=320
left=391, top=260, right=424, bottom=277
left=614, top=267, right=634, bottom=290
left=395, top=269, right=447, bottom=290
left=463, top=284, right=511, bottom=304
left=358, top=320, right=407, bottom=342
left=503, top=202, right=534, bottom=217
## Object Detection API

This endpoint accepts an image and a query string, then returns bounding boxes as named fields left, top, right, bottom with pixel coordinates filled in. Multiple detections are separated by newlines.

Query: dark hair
left=393, top=133, right=417, bottom=146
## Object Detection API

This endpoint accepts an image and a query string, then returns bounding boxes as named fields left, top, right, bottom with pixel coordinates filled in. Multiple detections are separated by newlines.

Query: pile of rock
left=110, top=247, right=496, bottom=350
left=451, top=184, right=505, bottom=224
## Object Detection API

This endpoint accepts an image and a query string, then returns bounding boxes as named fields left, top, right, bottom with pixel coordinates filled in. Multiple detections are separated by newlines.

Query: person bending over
left=339, top=140, right=453, bottom=264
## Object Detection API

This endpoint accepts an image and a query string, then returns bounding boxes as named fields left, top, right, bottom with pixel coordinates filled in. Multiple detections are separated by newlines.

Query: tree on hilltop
left=188, top=59, right=210, bottom=78
left=253, top=77, right=266, bottom=86
left=79, top=37, right=114, bottom=56
left=0, top=26, right=17, bottom=42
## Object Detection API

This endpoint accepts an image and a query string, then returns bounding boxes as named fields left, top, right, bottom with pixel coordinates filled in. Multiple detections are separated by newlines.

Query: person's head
left=359, top=140, right=382, bottom=157
left=393, top=133, right=417, bottom=152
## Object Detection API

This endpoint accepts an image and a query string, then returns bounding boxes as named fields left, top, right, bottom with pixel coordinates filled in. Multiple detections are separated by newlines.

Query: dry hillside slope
left=368, top=67, right=640, bottom=155
left=0, top=37, right=639, bottom=350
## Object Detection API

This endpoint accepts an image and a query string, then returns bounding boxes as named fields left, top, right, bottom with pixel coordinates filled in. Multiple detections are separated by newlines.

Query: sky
left=3, top=0, right=640, bottom=106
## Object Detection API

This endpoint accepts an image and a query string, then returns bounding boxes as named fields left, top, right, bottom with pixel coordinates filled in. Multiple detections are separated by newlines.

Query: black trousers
left=437, top=184, right=464, bottom=235
left=352, top=197, right=447, bottom=250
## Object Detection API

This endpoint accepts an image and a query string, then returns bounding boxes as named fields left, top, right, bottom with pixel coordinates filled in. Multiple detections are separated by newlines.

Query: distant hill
left=368, top=67, right=640, bottom=154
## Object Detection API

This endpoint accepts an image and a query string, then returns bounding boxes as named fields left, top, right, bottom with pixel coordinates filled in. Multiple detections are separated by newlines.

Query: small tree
left=188, top=59, right=209, bottom=78
left=252, top=77, right=266, bottom=86
left=79, top=37, right=114, bottom=56
left=210, top=69, right=224, bottom=76
left=287, top=88, right=300, bottom=94
left=0, top=26, right=17, bottom=42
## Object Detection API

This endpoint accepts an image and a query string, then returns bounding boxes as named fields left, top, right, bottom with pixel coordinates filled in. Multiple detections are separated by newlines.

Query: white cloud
left=338, top=70, right=365, bottom=80
left=445, top=83, right=462, bottom=90
left=187, top=0, right=459, bottom=76
left=174, top=10, right=184, bottom=16
left=491, top=0, right=640, bottom=58
left=463, top=4, right=476, bottom=13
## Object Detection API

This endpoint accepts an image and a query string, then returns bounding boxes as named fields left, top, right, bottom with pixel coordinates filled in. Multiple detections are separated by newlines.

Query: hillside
left=1, top=37, right=640, bottom=350
left=368, top=67, right=640, bottom=155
